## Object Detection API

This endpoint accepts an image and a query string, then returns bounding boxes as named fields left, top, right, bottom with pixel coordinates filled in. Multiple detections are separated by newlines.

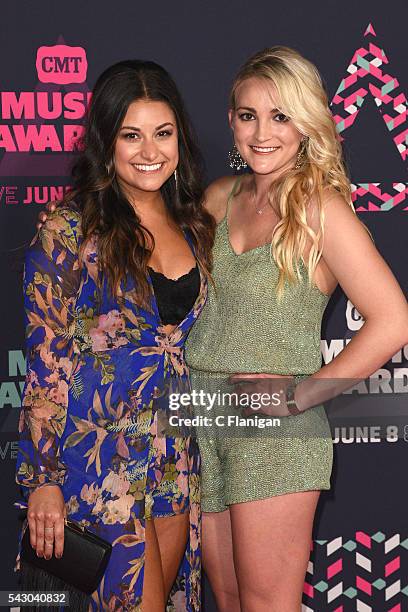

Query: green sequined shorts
left=189, top=369, right=333, bottom=513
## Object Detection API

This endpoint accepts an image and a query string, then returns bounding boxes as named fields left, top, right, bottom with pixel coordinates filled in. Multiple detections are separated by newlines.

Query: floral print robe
left=15, top=207, right=205, bottom=611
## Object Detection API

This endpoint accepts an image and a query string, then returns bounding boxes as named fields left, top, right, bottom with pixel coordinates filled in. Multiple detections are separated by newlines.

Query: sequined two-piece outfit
left=185, top=178, right=333, bottom=512
left=16, top=207, right=204, bottom=611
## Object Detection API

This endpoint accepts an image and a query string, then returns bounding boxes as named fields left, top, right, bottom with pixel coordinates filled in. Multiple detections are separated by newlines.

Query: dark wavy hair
left=65, top=59, right=215, bottom=307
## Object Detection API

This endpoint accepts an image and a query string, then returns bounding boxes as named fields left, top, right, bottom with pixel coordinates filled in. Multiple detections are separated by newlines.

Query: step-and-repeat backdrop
left=0, top=1, right=407, bottom=610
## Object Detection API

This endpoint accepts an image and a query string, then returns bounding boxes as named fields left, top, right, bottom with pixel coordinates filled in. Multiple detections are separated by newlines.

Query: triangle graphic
left=364, top=23, right=376, bottom=37
left=0, top=35, right=91, bottom=177
left=330, top=24, right=407, bottom=164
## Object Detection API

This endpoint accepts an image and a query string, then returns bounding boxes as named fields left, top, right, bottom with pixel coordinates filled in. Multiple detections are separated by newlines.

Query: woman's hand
left=36, top=201, right=56, bottom=231
left=27, top=484, right=66, bottom=560
left=229, top=373, right=294, bottom=417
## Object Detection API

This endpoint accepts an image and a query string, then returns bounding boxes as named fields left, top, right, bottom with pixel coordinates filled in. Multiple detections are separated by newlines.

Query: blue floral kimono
left=15, top=207, right=205, bottom=611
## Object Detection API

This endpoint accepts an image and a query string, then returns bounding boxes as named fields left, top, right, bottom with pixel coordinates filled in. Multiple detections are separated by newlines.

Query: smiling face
left=114, top=99, right=179, bottom=198
left=230, top=77, right=303, bottom=178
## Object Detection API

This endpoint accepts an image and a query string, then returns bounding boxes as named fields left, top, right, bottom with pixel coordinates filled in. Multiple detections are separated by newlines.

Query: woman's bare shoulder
left=204, top=176, right=238, bottom=223
left=306, top=187, right=354, bottom=232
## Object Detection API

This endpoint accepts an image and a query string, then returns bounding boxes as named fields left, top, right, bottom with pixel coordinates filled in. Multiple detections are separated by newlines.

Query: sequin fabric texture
left=15, top=207, right=205, bottom=611
left=185, top=180, right=333, bottom=512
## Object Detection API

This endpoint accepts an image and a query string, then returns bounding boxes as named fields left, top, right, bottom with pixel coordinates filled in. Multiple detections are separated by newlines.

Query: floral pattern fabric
left=15, top=207, right=205, bottom=611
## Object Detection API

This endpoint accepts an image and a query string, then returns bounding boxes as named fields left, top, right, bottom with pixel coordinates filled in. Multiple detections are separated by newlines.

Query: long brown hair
left=66, top=60, right=215, bottom=307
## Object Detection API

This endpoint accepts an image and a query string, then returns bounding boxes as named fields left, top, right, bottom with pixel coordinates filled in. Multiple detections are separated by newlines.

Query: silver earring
left=174, top=168, right=179, bottom=190
left=228, top=144, right=247, bottom=171
left=294, top=138, right=307, bottom=170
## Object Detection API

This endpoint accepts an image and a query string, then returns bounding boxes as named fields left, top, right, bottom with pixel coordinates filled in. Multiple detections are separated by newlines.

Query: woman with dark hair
left=16, top=60, right=214, bottom=611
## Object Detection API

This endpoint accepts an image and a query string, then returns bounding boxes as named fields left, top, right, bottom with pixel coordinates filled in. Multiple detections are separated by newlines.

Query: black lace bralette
left=148, top=265, right=200, bottom=325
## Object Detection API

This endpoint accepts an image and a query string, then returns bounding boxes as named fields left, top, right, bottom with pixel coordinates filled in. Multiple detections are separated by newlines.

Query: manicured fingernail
left=56, top=554, right=62, bottom=559
left=44, top=555, right=50, bottom=560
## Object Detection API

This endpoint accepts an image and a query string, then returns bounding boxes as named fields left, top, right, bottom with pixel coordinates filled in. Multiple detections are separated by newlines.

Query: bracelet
left=285, top=381, right=302, bottom=416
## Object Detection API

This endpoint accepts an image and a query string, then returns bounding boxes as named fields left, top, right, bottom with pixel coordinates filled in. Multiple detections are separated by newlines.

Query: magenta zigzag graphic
left=301, top=531, right=408, bottom=611
left=351, top=182, right=408, bottom=212
left=330, top=23, right=408, bottom=212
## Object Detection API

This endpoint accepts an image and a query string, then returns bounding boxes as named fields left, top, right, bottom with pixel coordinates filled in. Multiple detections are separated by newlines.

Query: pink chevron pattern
left=356, top=531, right=372, bottom=548
left=385, top=557, right=400, bottom=577
left=327, top=558, right=342, bottom=579
left=302, top=532, right=408, bottom=610
left=351, top=183, right=408, bottom=211
left=331, top=23, right=407, bottom=161
left=356, top=575, right=372, bottom=595
left=330, top=24, right=408, bottom=212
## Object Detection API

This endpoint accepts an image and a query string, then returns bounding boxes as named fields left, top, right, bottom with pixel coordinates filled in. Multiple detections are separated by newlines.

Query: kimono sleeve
left=16, top=209, right=82, bottom=498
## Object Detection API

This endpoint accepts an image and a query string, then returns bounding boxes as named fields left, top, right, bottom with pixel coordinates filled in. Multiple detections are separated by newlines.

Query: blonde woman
left=185, top=47, right=408, bottom=611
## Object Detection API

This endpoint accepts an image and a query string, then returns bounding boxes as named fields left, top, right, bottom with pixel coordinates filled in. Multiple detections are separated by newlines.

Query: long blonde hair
left=230, top=46, right=353, bottom=295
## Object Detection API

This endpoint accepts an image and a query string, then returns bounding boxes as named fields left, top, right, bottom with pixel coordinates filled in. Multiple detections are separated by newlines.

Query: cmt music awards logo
left=0, top=37, right=91, bottom=206
left=322, top=301, right=408, bottom=445
left=330, top=23, right=408, bottom=211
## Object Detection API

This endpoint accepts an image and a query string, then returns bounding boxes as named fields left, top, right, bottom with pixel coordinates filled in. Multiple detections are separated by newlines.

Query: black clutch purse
left=20, top=516, right=111, bottom=611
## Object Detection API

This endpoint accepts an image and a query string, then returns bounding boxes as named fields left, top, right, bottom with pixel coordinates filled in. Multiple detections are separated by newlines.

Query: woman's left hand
left=229, top=373, right=295, bottom=417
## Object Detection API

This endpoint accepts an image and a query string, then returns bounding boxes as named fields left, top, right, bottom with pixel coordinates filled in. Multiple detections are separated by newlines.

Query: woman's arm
left=295, top=194, right=408, bottom=410
left=203, top=176, right=237, bottom=223
left=16, top=207, right=81, bottom=557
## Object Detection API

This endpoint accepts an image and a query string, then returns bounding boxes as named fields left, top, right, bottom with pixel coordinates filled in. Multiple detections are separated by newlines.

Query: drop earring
left=228, top=144, right=247, bottom=171
left=294, top=138, right=307, bottom=170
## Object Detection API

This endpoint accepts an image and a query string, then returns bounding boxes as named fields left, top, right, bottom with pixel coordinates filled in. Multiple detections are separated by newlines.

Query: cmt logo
left=36, top=44, right=87, bottom=85
left=346, top=300, right=364, bottom=331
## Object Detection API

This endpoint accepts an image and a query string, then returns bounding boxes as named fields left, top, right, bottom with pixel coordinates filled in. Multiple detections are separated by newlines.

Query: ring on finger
left=44, top=527, right=54, bottom=532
